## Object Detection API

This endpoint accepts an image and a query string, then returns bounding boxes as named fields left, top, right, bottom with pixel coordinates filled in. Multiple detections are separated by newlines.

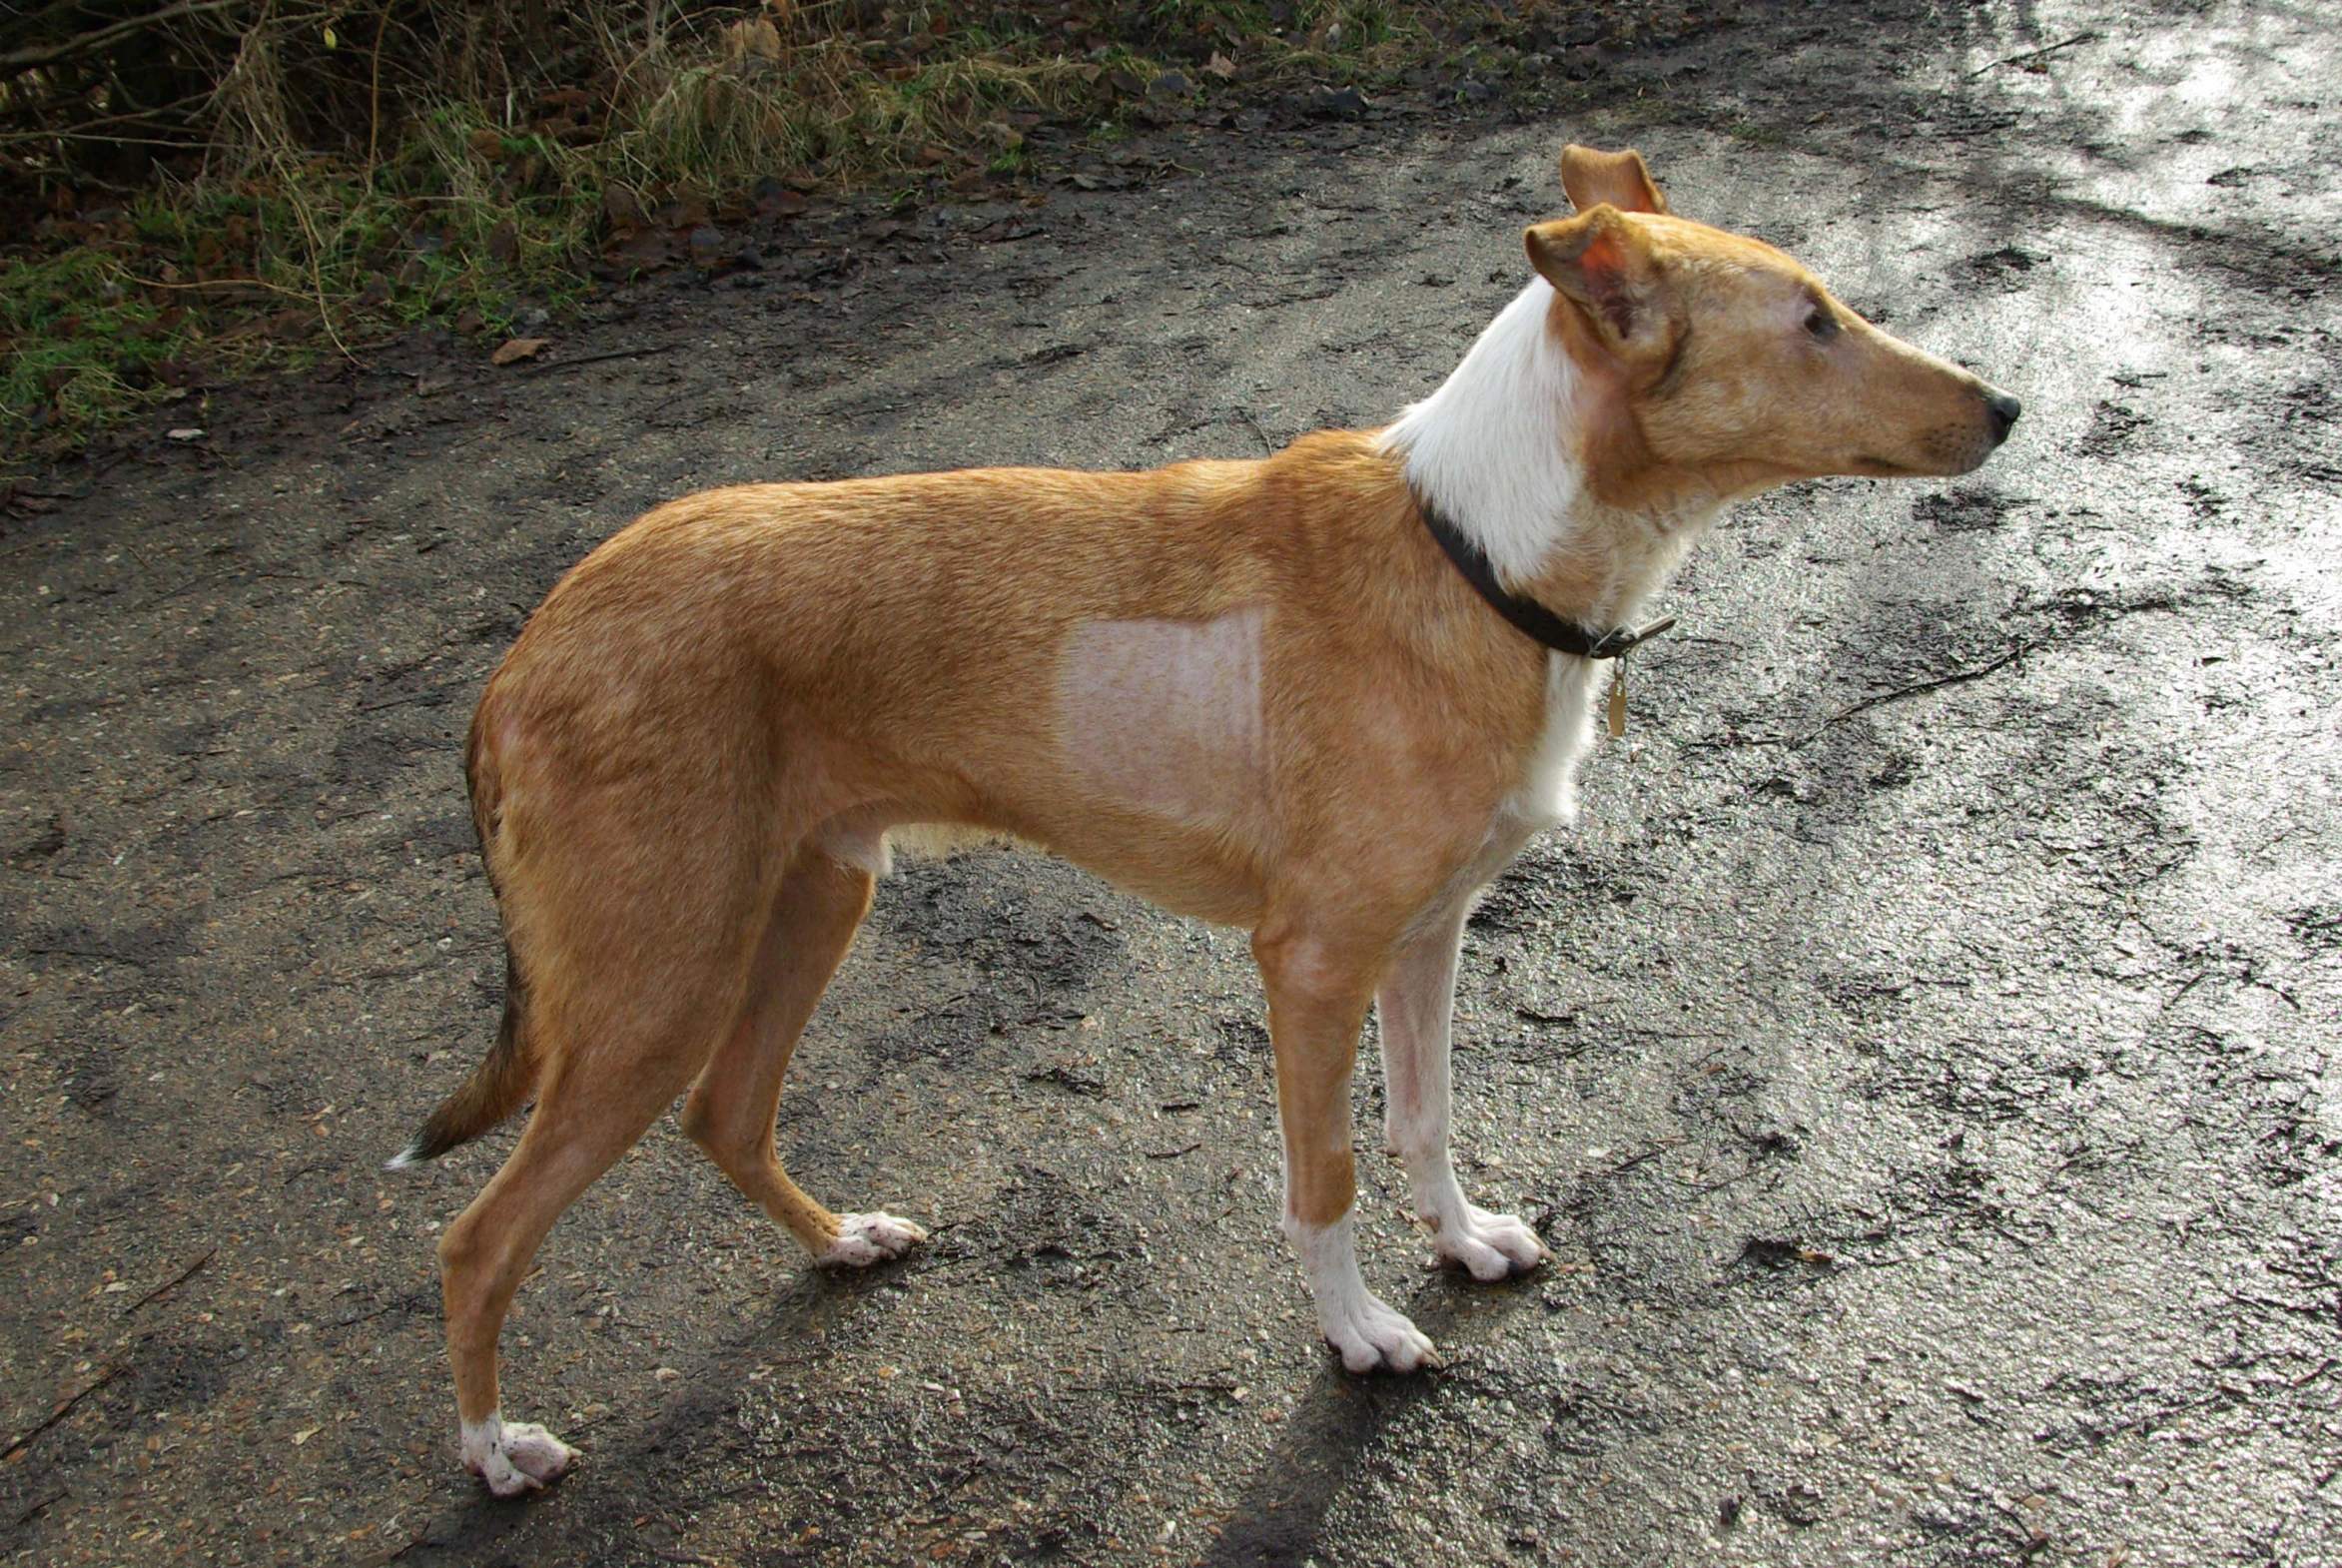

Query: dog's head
left=1524, top=145, right=2019, bottom=511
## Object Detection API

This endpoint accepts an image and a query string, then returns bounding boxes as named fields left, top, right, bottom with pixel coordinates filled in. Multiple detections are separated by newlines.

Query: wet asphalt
left=3, top=1, right=2340, bottom=1563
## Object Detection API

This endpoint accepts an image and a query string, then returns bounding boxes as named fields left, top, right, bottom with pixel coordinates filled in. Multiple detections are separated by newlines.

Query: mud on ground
left=4, top=1, right=2341, bottom=1564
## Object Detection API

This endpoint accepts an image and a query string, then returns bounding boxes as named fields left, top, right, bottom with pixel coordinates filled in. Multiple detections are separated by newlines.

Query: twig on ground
left=122, top=1245, right=215, bottom=1315
left=1232, top=406, right=1277, bottom=453
left=1691, top=642, right=2029, bottom=751
left=2, top=1362, right=128, bottom=1460
left=528, top=343, right=684, bottom=374
left=127, top=271, right=313, bottom=303
left=1596, top=1139, right=1689, bottom=1178
left=355, top=687, right=450, bottom=714
left=2161, top=967, right=2215, bottom=1014
left=10, top=1487, right=68, bottom=1528
left=328, top=1289, right=431, bottom=1334
left=1966, top=31, right=2099, bottom=77
left=1815, top=641, right=2029, bottom=732
left=128, top=566, right=234, bottom=614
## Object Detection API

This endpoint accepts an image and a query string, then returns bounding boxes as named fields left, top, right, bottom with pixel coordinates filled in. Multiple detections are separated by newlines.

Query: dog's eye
left=1805, top=307, right=1841, bottom=341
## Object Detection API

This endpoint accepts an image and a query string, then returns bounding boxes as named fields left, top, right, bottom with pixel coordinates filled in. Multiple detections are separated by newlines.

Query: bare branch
left=0, top=0, right=249, bottom=80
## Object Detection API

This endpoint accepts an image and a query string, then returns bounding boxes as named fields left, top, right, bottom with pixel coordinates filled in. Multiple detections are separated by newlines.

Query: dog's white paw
left=460, top=1413, right=576, bottom=1498
left=815, top=1210, right=927, bottom=1268
left=1431, top=1203, right=1550, bottom=1281
left=1321, top=1291, right=1443, bottom=1375
left=1289, top=1210, right=1443, bottom=1374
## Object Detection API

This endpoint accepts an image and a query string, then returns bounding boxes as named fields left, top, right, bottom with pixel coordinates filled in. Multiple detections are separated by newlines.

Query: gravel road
left=3, top=1, right=2339, bottom=1563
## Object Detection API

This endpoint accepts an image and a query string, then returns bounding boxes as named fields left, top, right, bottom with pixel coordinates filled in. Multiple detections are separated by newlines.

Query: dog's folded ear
left=1525, top=206, right=1679, bottom=365
left=1559, top=145, right=1669, bottom=216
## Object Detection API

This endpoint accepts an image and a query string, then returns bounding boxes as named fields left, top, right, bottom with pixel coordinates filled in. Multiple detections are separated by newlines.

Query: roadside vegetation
left=0, top=1, right=1735, bottom=458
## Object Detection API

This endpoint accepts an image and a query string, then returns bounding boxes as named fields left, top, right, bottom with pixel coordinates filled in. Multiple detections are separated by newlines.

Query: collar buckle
left=1586, top=614, right=1678, bottom=661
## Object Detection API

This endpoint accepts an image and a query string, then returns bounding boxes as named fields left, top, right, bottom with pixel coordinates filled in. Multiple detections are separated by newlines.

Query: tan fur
left=402, top=145, right=2018, bottom=1488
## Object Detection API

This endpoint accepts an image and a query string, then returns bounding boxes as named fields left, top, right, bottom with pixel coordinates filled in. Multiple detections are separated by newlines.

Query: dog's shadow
left=385, top=1259, right=907, bottom=1565
left=1202, top=1268, right=1542, bottom=1568
left=390, top=1252, right=1539, bottom=1566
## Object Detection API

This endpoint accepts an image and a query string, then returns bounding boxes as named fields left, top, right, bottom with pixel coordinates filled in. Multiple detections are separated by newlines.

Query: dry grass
left=2, top=2, right=1732, bottom=453
left=607, top=27, right=1094, bottom=190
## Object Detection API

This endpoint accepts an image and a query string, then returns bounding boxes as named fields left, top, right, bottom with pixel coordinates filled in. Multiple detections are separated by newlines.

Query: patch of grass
left=2, top=2, right=1740, bottom=456
left=0, top=138, right=608, bottom=451
left=603, top=33, right=1096, bottom=191
left=1, top=246, right=171, bottom=438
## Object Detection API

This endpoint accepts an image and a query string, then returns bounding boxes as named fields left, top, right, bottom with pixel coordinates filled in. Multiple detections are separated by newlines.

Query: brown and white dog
left=391, top=145, right=2018, bottom=1494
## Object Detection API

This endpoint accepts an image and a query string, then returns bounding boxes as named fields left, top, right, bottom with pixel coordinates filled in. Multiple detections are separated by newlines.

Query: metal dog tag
left=1607, top=659, right=1629, bottom=738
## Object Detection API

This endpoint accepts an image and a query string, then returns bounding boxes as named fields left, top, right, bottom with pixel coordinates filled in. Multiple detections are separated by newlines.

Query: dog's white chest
left=1055, top=609, right=1267, bottom=825
left=1507, top=653, right=1603, bottom=832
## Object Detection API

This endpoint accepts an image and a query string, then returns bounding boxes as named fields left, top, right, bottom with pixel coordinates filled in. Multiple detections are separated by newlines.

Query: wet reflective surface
left=2, top=2, right=2337, bottom=1563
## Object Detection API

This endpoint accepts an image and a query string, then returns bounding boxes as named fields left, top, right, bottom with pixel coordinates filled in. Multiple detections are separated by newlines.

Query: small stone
left=1308, top=84, right=1369, bottom=119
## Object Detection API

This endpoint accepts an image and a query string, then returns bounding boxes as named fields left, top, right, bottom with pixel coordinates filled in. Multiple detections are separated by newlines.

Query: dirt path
left=5, top=2, right=2340, bottom=1564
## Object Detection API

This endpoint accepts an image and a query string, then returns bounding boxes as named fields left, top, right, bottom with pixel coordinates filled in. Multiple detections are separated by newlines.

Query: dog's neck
left=1379, top=278, right=1712, bottom=630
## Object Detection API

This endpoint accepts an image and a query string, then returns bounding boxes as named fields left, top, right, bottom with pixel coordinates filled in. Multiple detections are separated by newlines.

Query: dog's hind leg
left=1378, top=903, right=1549, bottom=1280
left=437, top=1043, right=701, bottom=1496
left=679, top=841, right=927, bottom=1266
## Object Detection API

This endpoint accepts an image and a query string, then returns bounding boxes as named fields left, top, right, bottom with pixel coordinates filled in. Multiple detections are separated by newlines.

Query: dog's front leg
left=1255, top=927, right=1440, bottom=1374
left=1378, top=904, right=1550, bottom=1279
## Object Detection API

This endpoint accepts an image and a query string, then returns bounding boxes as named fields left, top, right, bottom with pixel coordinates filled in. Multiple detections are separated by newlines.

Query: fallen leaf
left=754, top=182, right=807, bottom=219
left=491, top=338, right=548, bottom=367
left=166, top=427, right=206, bottom=441
left=1205, top=51, right=1237, bottom=79
left=605, top=230, right=673, bottom=269
left=722, top=16, right=782, bottom=62
left=602, top=183, right=648, bottom=232
left=293, top=1426, right=321, bottom=1445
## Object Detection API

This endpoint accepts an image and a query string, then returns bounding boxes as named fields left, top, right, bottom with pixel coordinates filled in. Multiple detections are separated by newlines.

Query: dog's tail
left=388, top=696, right=539, bottom=1171
left=386, top=952, right=536, bottom=1170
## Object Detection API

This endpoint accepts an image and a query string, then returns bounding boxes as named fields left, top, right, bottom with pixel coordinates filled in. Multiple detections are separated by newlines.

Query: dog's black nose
left=1984, top=391, right=2022, bottom=445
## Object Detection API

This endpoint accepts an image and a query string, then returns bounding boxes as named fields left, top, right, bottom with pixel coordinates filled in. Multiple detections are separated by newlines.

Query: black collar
left=1415, top=493, right=1676, bottom=660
